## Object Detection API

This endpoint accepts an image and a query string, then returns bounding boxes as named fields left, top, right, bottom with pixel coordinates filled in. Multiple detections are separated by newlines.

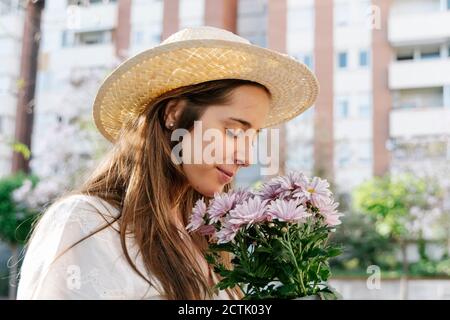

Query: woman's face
left=181, top=85, right=271, bottom=197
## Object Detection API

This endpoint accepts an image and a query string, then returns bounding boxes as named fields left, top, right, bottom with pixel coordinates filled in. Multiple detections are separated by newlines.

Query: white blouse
left=17, top=194, right=235, bottom=300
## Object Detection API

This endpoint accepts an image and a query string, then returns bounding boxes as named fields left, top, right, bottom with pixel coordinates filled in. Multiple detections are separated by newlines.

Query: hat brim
left=92, top=39, right=319, bottom=143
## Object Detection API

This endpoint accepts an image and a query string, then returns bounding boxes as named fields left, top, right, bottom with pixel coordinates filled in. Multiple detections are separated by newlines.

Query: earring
left=168, top=122, right=174, bottom=129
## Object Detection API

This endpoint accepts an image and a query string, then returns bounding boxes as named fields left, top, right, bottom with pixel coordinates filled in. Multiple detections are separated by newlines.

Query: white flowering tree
left=3, top=65, right=113, bottom=299
left=15, top=66, right=112, bottom=210
left=390, top=135, right=450, bottom=253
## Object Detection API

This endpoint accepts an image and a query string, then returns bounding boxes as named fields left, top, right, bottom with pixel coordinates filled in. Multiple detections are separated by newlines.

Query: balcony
left=390, top=107, right=450, bottom=138
left=57, top=43, right=117, bottom=69
left=66, top=2, right=117, bottom=32
left=389, top=58, right=450, bottom=90
left=388, top=10, right=450, bottom=46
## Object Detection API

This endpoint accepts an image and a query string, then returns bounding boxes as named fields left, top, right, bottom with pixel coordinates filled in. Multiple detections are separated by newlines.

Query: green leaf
left=327, top=246, right=343, bottom=257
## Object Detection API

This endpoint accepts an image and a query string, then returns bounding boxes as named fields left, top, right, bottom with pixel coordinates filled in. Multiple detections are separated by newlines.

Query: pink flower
left=258, top=171, right=310, bottom=202
left=228, top=197, right=270, bottom=227
left=207, top=192, right=236, bottom=223
left=305, top=177, right=332, bottom=207
left=318, top=198, right=343, bottom=227
left=216, top=218, right=240, bottom=244
left=186, top=199, right=207, bottom=232
left=288, top=171, right=310, bottom=203
left=268, top=198, right=311, bottom=223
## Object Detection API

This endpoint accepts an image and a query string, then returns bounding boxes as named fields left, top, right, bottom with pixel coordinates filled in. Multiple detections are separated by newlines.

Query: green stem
left=284, top=226, right=307, bottom=296
left=254, top=224, right=270, bottom=246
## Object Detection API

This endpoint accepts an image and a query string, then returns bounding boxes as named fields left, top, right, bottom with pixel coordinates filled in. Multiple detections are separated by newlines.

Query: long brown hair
left=27, top=78, right=271, bottom=300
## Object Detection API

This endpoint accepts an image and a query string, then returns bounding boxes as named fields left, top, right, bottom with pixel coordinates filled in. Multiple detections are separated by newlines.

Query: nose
left=234, top=144, right=252, bottom=167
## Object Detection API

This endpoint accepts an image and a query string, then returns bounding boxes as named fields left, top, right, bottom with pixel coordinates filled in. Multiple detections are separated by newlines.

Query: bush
left=330, top=212, right=397, bottom=272
left=0, top=172, right=39, bottom=245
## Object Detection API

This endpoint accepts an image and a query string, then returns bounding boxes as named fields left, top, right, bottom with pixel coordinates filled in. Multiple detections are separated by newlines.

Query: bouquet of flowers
left=187, top=171, right=343, bottom=300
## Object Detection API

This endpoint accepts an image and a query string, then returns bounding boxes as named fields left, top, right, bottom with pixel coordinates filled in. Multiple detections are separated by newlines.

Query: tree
left=353, top=174, right=442, bottom=299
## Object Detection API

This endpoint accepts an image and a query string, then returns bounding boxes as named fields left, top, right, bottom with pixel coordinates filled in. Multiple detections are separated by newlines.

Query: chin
left=197, top=183, right=225, bottom=198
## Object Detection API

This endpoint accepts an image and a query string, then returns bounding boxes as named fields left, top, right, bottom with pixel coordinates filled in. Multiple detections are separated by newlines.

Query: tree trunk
left=11, top=0, right=45, bottom=173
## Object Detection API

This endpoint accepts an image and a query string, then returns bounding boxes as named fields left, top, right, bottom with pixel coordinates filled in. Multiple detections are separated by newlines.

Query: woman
left=17, top=26, right=318, bottom=300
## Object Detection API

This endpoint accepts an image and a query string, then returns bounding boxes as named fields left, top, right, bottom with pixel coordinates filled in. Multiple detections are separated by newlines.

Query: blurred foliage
left=353, top=174, right=437, bottom=239
left=409, top=258, right=450, bottom=277
left=0, top=172, right=39, bottom=245
left=330, top=212, right=397, bottom=272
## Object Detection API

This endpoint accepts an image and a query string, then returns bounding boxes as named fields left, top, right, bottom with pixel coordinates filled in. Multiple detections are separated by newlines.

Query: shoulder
left=49, top=194, right=120, bottom=219
left=28, top=194, right=122, bottom=255
left=43, top=194, right=120, bottom=231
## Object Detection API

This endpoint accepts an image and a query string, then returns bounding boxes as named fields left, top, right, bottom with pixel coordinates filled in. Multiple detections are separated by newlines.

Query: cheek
left=182, top=163, right=225, bottom=197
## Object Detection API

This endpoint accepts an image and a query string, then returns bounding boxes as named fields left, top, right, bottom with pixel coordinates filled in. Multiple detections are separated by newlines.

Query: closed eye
left=225, top=128, right=245, bottom=138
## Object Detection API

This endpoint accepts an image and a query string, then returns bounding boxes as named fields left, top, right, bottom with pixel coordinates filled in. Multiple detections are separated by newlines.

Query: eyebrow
left=228, top=117, right=261, bottom=133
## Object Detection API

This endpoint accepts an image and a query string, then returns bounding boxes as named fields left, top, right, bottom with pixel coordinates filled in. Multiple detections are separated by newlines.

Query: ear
left=164, top=99, right=186, bottom=129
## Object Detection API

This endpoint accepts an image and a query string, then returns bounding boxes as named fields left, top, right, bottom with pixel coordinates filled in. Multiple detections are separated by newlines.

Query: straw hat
left=92, top=26, right=319, bottom=143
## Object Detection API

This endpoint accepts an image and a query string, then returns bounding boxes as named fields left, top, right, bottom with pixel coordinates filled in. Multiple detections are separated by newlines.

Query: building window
left=62, top=29, right=112, bottom=47
left=78, top=30, right=111, bottom=45
left=393, top=87, right=444, bottom=109
left=133, top=31, right=144, bottom=46
left=358, top=95, right=372, bottom=118
left=359, top=143, right=372, bottom=164
left=336, top=98, right=350, bottom=118
left=359, top=50, right=369, bottom=67
left=338, top=52, right=348, bottom=69
left=303, top=54, right=313, bottom=69
left=293, top=53, right=313, bottom=69
left=150, top=32, right=161, bottom=44
left=337, top=145, right=352, bottom=167
left=420, top=46, right=441, bottom=60
left=335, top=2, right=350, bottom=26
left=67, top=0, right=117, bottom=6
left=396, top=51, right=414, bottom=61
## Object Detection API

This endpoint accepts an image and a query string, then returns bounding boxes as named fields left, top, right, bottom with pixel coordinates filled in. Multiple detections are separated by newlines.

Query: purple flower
left=305, top=177, right=332, bottom=207
left=287, top=171, right=309, bottom=189
left=256, top=181, right=283, bottom=200
left=228, top=197, right=270, bottom=227
left=207, top=192, right=236, bottom=223
left=257, top=171, right=310, bottom=201
left=233, top=187, right=253, bottom=204
left=318, top=198, right=343, bottom=227
left=268, top=198, right=311, bottom=223
left=216, top=220, right=240, bottom=244
left=257, top=176, right=293, bottom=201
left=186, top=198, right=207, bottom=232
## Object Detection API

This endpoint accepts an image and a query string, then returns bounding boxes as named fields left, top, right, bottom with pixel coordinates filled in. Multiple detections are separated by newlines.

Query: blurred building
left=0, top=0, right=24, bottom=175
left=1, top=0, right=449, bottom=195
left=388, top=0, right=450, bottom=179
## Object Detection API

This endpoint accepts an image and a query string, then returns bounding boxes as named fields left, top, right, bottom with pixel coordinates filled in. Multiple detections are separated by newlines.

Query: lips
left=216, top=166, right=235, bottom=178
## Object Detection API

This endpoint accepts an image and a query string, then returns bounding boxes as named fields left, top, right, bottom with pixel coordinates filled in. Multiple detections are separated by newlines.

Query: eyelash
left=225, top=128, right=258, bottom=145
left=225, top=128, right=243, bottom=138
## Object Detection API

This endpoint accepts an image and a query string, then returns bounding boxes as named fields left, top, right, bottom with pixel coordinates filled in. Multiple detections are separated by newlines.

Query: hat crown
left=160, top=26, right=251, bottom=45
